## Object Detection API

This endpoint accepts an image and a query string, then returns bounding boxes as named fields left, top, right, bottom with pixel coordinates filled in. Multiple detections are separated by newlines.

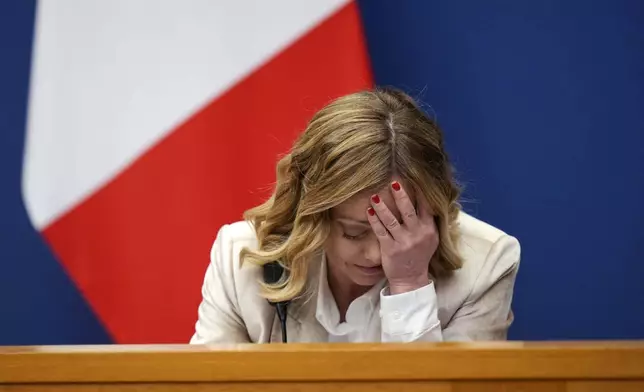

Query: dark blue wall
left=359, top=0, right=644, bottom=339
left=0, top=0, right=642, bottom=344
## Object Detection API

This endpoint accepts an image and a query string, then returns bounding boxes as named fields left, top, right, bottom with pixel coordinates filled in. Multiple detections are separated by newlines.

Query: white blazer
left=190, top=212, right=521, bottom=343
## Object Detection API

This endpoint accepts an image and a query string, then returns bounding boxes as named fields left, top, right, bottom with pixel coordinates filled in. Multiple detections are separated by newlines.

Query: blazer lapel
left=268, top=300, right=327, bottom=343
left=291, top=298, right=328, bottom=342
left=271, top=251, right=328, bottom=343
left=297, top=251, right=328, bottom=342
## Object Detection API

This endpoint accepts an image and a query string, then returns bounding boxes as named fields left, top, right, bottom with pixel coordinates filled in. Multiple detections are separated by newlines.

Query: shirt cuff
left=379, top=282, right=440, bottom=337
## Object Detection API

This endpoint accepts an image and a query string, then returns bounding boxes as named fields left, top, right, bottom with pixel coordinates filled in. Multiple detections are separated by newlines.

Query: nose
left=363, top=237, right=381, bottom=266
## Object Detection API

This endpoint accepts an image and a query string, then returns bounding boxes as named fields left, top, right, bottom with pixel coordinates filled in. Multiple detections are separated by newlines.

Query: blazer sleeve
left=442, top=234, right=521, bottom=341
left=190, top=225, right=251, bottom=344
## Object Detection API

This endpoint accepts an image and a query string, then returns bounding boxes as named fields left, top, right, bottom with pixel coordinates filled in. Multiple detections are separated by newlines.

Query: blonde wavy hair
left=241, top=87, right=462, bottom=303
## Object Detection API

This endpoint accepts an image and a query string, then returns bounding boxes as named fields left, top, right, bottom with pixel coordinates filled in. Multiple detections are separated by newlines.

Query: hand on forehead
left=332, top=177, right=416, bottom=224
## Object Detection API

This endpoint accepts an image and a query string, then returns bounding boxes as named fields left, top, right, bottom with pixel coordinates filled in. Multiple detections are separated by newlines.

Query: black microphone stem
left=276, top=302, right=288, bottom=343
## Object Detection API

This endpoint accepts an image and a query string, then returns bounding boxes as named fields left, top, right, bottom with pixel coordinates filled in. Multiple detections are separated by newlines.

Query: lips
left=355, top=265, right=383, bottom=275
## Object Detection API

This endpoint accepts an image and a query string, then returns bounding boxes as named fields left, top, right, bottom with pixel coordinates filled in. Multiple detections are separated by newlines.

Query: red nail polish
left=392, top=182, right=401, bottom=191
left=367, top=207, right=376, bottom=216
left=371, top=194, right=380, bottom=204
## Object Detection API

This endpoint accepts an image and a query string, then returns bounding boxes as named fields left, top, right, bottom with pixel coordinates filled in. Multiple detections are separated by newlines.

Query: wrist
left=388, top=275, right=431, bottom=295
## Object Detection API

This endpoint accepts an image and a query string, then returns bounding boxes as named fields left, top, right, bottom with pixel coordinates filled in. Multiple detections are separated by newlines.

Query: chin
left=348, top=268, right=384, bottom=287
left=350, top=276, right=382, bottom=287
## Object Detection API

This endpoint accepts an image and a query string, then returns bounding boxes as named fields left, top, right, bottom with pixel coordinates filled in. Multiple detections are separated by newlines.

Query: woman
left=190, top=87, right=520, bottom=343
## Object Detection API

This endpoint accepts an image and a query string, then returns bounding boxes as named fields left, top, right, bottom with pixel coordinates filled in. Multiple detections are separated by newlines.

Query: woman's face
left=324, top=177, right=415, bottom=287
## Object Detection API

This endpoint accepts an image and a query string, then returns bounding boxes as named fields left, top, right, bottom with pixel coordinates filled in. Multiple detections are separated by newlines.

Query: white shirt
left=315, top=258, right=443, bottom=343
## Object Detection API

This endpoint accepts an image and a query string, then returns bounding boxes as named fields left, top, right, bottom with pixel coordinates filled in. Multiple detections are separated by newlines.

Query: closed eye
left=343, top=232, right=367, bottom=240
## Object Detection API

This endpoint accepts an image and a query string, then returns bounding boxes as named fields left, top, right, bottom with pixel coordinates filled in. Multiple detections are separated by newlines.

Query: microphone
left=263, top=261, right=290, bottom=343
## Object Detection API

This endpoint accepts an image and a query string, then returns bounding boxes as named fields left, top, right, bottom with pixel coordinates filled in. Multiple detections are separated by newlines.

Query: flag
left=22, top=0, right=372, bottom=343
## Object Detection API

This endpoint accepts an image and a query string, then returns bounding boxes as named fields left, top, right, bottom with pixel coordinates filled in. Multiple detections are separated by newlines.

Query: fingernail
left=371, top=194, right=380, bottom=204
left=367, top=207, right=376, bottom=216
left=391, top=181, right=401, bottom=191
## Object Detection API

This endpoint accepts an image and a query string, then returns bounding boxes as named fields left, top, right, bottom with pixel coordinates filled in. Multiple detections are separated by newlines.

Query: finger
left=370, top=194, right=405, bottom=240
left=366, top=207, right=394, bottom=247
left=390, top=181, right=419, bottom=228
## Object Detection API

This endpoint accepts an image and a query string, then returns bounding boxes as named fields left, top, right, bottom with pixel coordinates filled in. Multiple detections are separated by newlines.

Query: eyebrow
left=336, top=217, right=370, bottom=226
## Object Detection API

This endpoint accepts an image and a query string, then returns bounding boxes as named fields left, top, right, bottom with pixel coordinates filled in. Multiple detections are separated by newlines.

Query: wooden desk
left=1, top=341, right=643, bottom=391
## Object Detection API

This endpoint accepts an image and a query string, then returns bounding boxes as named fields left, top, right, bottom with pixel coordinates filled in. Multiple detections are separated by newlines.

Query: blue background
left=1, top=0, right=642, bottom=344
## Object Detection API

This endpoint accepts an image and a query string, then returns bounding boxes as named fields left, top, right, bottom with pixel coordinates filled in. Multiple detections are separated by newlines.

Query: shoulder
left=455, top=211, right=521, bottom=271
left=457, top=211, right=512, bottom=246
left=207, top=221, right=274, bottom=341
left=435, top=211, right=521, bottom=307
left=213, top=220, right=258, bottom=250
left=209, top=220, right=261, bottom=282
